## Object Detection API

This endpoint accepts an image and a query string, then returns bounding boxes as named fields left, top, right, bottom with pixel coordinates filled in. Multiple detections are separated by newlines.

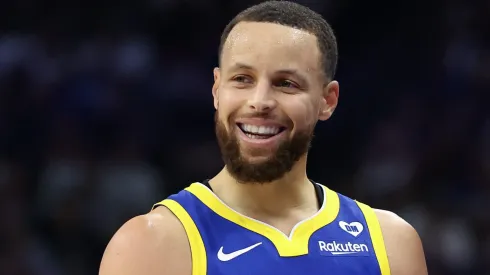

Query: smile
left=237, top=123, right=286, bottom=139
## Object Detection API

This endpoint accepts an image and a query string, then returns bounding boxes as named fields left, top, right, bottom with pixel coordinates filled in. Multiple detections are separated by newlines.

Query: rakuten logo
left=318, top=241, right=370, bottom=256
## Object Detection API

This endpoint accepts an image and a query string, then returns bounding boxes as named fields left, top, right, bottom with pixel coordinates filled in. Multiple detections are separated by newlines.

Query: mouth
left=236, top=123, right=287, bottom=139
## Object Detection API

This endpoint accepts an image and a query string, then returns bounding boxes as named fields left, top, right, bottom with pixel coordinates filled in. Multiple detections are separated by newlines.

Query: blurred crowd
left=0, top=0, right=488, bottom=274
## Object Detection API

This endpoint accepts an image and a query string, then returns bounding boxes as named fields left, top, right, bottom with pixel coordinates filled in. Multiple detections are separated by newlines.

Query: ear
left=212, top=67, right=220, bottom=110
left=318, top=80, right=339, bottom=121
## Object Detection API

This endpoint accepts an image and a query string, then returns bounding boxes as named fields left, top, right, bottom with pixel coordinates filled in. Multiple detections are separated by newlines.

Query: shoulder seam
left=356, top=201, right=391, bottom=275
left=159, top=199, right=207, bottom=275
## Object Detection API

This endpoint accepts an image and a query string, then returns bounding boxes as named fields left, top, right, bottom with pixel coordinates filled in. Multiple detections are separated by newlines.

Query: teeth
left=245, top=133, right=269, bottom=139
left=241, top=124, right=280, bottom=135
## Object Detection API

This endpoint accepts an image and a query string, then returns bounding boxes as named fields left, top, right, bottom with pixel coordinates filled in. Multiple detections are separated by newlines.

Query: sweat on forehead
left=221, top=22, right=321, bottom=71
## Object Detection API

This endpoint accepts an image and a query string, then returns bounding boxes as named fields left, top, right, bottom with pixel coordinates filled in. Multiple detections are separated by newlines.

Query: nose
left=247, top=83, right=277, bottom=112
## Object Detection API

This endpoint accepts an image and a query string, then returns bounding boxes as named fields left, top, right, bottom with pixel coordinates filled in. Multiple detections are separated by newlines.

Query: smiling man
left=99, top=1, right=427, bottom=275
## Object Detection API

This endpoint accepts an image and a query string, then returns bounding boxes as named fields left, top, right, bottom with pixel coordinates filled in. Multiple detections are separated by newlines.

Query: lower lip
left=236, top=126, right=287, bottom=147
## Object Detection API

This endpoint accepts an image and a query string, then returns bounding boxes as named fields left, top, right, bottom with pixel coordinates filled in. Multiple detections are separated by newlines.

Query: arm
left=374, top=209, right=428, bottom=275
left=99, top=207, right=192, bottom=275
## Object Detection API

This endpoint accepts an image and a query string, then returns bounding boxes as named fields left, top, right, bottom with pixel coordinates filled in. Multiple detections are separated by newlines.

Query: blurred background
left=0, top=0, right=488, bottom=274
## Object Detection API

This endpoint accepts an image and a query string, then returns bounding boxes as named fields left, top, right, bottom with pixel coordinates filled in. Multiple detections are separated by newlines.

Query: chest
left=203, top=227, right=381, bottom=275
left=172, top=183, right=386, bottom=275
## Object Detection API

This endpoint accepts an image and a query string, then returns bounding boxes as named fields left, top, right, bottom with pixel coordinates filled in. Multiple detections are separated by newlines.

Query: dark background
left=0, top=0, right=489, bottom=274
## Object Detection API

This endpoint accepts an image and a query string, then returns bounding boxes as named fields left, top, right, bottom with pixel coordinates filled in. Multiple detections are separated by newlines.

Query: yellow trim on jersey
left=154, top=199, right=207, bottom=275
left=185, top=182, right=340, bottom=257
left=356, top=201, right=391, bottom=275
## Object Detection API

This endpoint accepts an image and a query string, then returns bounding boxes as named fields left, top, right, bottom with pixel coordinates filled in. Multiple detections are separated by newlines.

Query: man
left=99, top=1, right=427, bottom=275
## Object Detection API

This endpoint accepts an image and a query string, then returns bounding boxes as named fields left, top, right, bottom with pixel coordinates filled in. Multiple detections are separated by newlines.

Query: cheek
left=217, top=92, right=241, bottom=124
left=283, top=99, right=317, bottom=129
left=218, top=90, right=243, bottom=114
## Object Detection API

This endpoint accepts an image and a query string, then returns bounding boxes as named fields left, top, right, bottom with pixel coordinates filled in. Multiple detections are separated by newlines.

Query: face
left=213, top=22, right=339, bottom=184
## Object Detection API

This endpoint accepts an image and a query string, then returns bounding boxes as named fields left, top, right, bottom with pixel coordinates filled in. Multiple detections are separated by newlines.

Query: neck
left=209, top=156, right=318, bottom=218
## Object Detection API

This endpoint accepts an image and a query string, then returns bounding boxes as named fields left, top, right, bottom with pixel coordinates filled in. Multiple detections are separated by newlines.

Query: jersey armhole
left=356, top=201, right=391, bottom=275
left=154, top=199, right=207, bottom=275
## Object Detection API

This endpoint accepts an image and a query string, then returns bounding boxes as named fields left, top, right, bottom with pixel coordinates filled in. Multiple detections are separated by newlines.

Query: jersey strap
left=356, top=201, right=391, bottom=275
left=153, top=199, right=207, bottom=275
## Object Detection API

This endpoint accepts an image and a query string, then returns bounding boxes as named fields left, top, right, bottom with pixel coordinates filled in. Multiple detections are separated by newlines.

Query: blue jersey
left=153, top=182, right=390, bottom=275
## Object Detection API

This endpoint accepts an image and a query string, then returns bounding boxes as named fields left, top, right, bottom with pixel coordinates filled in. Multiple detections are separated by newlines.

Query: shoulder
left=373, top=208, right=428, bottom=275
left=99, top=206, right=191, bottom=275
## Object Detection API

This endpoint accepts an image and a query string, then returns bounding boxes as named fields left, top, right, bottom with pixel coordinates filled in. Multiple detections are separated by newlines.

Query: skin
left=99, top=22, right=428, bottom=275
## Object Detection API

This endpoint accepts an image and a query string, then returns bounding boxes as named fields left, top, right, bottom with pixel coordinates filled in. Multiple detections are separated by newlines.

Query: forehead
left=222, top=22, right=321, bottom=74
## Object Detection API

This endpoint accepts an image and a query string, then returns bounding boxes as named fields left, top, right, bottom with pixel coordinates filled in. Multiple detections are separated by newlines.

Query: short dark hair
left=218, top=1, right=338, bottom=81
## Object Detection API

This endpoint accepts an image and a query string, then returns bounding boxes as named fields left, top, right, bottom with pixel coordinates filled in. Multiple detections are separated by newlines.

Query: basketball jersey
left=153, top=181, right=391, bottom=275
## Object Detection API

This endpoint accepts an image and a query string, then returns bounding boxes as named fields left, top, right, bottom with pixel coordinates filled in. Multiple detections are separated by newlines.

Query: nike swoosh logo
left=217, top=242, right=262, bottom=261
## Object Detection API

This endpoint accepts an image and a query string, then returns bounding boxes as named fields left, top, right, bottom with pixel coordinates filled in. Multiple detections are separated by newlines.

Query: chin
left=240, top=152, right=274, bottom=165
left=238, top=138, right=281, bottom=157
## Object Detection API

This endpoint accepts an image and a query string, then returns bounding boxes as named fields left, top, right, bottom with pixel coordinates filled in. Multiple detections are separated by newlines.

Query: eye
left=275, top=79, right=299, bottom=89
left=232, top=75, right=253, bottom=84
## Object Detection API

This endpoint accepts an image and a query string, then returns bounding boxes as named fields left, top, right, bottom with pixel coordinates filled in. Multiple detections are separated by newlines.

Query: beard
left=215, top=111, right=314, bottom=184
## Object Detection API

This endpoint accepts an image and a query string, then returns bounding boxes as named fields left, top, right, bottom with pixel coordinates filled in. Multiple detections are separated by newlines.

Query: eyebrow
left=229, top=62, right=254, bottom=71
left=229, top=62, right=309, bottom=84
